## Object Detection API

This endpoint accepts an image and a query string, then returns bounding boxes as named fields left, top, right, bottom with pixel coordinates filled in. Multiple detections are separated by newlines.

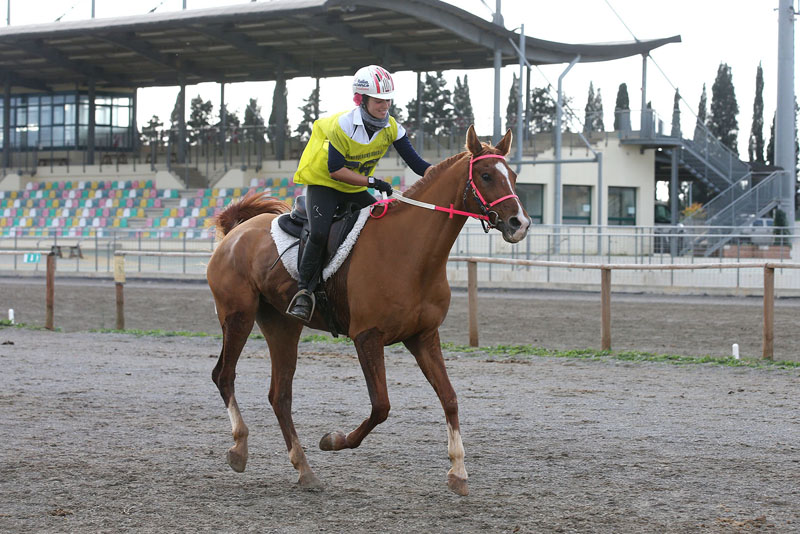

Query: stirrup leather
left=286, top=289, right=316, bottom=321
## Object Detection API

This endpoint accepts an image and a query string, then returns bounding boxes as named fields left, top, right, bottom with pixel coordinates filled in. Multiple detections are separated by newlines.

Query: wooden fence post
left=468, top=260, right=478, bottom=347
left=762, top=265, right=774, bottom=360
left=45, top=249, right=56, bottom=330
left=601, top=267, right=611, bottom=351
left=114, top=255, right=126, bottom=331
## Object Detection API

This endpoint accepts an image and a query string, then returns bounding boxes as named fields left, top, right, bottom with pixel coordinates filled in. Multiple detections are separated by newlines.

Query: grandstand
left=0, top=175, right=404, bottom=239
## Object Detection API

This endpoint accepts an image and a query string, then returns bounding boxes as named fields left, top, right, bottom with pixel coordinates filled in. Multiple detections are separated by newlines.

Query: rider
left=287, top=65, right=431, bottom=322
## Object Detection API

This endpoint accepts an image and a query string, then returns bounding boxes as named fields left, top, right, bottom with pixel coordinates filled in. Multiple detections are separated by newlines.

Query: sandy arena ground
left=0, top=278, right=799, bottom=533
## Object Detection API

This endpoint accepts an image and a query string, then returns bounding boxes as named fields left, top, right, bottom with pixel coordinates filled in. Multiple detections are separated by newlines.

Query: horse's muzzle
left=498, top=213, right=531, bottom=243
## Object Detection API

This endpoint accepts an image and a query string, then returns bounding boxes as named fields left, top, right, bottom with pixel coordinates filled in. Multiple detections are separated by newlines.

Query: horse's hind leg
left=403, top=329, right=469, bottom=496
left=212, top=300, right=257, bottom=473
left=255, top=306, right=321, bottom=489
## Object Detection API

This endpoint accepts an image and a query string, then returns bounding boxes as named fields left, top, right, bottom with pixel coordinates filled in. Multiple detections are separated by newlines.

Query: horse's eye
left=481, top=173, right=491, bottom=182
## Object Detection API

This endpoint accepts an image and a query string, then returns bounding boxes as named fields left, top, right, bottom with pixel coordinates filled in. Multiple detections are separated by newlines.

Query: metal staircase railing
left=680, top=171, right=786, bottom=256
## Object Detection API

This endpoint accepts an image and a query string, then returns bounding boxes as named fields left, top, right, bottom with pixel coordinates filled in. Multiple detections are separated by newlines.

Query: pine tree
left=708, top=63, right=739, bottom=154
left=295, top=87, right=323, bottom=141
left=506, top=73, right=520, bottom=132
left=748, top=63, right=765, bottom=163
left=671, top=89, right=681, bottom=138
left=268, top=77, right=291, bottom=158
left=243, top=98, right=265, bottom=143
left=528, top=87, right=556, bottom=133
left=613, top=83, right=630, bottom=131
left=389, top=101, right=405, bottom=124
left=405, top=71, right=453, bottom=136
left=452, top=75, right=475, bottom=134
left=187, top=95, right=213, bottom=143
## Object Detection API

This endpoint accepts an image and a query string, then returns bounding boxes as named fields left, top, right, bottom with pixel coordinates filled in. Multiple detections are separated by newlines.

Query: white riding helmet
left=352, top=65, right=395, bottom=100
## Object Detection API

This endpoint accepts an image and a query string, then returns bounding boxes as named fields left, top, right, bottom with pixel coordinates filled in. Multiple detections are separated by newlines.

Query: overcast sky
left=7, top=0, right=797, bottom=156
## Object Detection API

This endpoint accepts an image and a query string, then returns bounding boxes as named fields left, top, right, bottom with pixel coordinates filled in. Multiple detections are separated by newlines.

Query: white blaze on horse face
left=447, top=423, right=468, bottom=480
left=494, top=162, right=532, bottom=236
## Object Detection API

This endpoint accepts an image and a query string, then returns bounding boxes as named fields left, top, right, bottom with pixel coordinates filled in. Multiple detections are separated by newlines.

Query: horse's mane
left=402, top=142, right=498, bottom=199
left=214, top=191, right=289, bottom=236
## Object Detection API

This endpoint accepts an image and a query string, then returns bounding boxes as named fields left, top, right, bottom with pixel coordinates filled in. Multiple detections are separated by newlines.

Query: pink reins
left=370, top=154, right=518, bottom=226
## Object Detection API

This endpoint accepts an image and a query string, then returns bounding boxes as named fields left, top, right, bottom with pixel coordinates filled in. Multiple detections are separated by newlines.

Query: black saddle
left=276, top=195, right=362, bottom=263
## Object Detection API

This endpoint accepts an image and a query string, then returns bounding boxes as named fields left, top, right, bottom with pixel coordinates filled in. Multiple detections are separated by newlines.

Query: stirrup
left=286, top=289, right=316, bottom=322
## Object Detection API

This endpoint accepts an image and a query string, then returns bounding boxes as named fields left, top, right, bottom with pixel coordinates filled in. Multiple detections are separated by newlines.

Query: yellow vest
left=293, top=111, right=398, bottom=193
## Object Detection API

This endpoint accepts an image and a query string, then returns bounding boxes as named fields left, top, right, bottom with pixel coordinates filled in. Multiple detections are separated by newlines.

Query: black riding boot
left=287, top=239, right=325, bottom=322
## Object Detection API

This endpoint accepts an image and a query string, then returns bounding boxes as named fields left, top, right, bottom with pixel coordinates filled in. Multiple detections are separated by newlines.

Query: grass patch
left=0, top=320, right=60, bottom=332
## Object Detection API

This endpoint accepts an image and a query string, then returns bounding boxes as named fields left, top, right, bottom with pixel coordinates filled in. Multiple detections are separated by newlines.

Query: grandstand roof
left=0, top=0, right=681, bottom=91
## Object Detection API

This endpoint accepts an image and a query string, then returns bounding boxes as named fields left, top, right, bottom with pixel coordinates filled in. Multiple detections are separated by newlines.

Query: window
left=608, top=187, right=636, bottom=225
left=563, top=185, right=592, bottom=224
left=516, top=183, right=543, bottom=223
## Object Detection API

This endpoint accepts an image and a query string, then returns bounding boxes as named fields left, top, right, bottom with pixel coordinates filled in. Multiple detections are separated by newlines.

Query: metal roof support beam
left=1, top=72, right=50, bottom=92
left=194, top=24, right=305, bottom=77
left=99, top=33, right=221, bottom=81
left=87, top=78, right=95, bottom=165
left=16, top=39, right=130, bottom=85
left=554, top=55, right=580, bottom=230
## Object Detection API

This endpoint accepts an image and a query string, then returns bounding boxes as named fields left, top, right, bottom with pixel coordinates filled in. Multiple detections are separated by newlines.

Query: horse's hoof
left=319, top=431, right=347, bottom=451
left=226, top=447, right=247, bottom=473
left=447, top=473, right=469, bottom=496
left=298, top=472, right=323, bottom=491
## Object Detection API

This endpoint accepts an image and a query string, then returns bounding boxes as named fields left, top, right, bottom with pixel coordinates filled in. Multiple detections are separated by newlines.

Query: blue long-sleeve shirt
left=328, top=134, right=430, bottom=177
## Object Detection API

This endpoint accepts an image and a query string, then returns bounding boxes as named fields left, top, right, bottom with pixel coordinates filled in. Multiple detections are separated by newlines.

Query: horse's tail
left=214, top=192, right=290, bottom=236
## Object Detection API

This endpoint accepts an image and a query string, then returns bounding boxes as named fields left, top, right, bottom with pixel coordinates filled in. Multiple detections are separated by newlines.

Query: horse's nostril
left=508, top=216, right=521, bottom=231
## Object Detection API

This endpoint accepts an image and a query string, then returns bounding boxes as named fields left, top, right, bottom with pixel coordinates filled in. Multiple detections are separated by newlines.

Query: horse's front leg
left=403, top=330, right=468, bottom=496
left=319, top=327, right=390, bottom=451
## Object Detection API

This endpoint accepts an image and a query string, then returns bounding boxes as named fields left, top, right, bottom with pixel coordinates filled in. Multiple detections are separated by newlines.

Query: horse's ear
left=466, top=125, right=482, bottom=156
left=495, top=128, right=513, bottom=156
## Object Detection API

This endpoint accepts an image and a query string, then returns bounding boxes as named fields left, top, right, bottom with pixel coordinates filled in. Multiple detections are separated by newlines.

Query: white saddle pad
left=269, top=207, right=370, bottom=281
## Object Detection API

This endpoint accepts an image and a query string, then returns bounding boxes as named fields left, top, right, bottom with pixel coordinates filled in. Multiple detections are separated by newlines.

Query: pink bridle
left=370, top=153, right=519, bottom=232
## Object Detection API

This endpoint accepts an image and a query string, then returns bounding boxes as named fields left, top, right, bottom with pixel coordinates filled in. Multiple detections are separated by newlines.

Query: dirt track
left=1, top=278, right=799, bottom=533
left=1, top=277, right=799, bottom=361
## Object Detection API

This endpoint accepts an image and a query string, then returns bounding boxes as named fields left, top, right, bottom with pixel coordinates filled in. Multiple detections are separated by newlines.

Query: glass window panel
left=40, top=105, right=52, bottom=126
left=28, top=96, right=39, bottom=106
left=52, top=126, right=64, bottom=147
left=64, top=103, right=76, bottom=125
left=113, top=106, right=130, bottom=127
left=96, top=126, right=111, bottom=147
left=28, top=129, right=38, bottom=147
left=79, top=103, right=89, bottom=124
left=39, top=127, right=52, bottom=147
left=64, top=126, right=76, bottom=146
left=16, top=107, right=26, bottom=125
left=41, top=96, right=52, bottom=105
left=65, top=94, right=75, bottom=104
left=563, top=185, right=592, bottom=225
left=53, top=105, right=64, bottom=125
left=608, top=187, right=636, bottom=226
left=113, top=97, right=131, bottom=107
left=516, top=183, right=543, bottom=224
left=95, top=105, right=111, bottom=125
left=27, top=107, right=38, bottom=126
left=96, top=96, right=112, bottom=105
left=54, top=95, right=65, bottom=105
left=80, top=95, right=89, bottom=105
left=78, top=126, right=88, bottom=145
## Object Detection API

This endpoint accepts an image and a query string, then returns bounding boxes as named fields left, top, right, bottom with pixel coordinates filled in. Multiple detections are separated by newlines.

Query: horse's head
left=464, top=125, right=531, bottom=243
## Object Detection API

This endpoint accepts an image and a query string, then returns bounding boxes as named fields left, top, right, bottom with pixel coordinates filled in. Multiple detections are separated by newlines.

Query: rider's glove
left=368, top=176, right=393, bottom=196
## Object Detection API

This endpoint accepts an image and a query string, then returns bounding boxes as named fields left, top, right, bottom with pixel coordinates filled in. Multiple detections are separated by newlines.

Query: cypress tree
left=767, top=112, right=775, bottom=165
left=506, top=73, right=520, bottom=132
left=584, top=82, right=597, bottom=133
left=452, top=75, right=475, bottom=134
left=613, top=83, right=629, bottom=131
left=671, top=88, right=681, bottom=138
left=708, top=63, right=739, bottom=154
left=697, top=83, right=708, bottom=125
left=593, top=88, right=604, bottom=132
left=748, top=63, right=765, bottom=163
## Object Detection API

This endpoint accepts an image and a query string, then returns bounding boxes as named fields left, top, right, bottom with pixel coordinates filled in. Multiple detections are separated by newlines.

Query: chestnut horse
left=207, top=126, right=530, bottom=496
